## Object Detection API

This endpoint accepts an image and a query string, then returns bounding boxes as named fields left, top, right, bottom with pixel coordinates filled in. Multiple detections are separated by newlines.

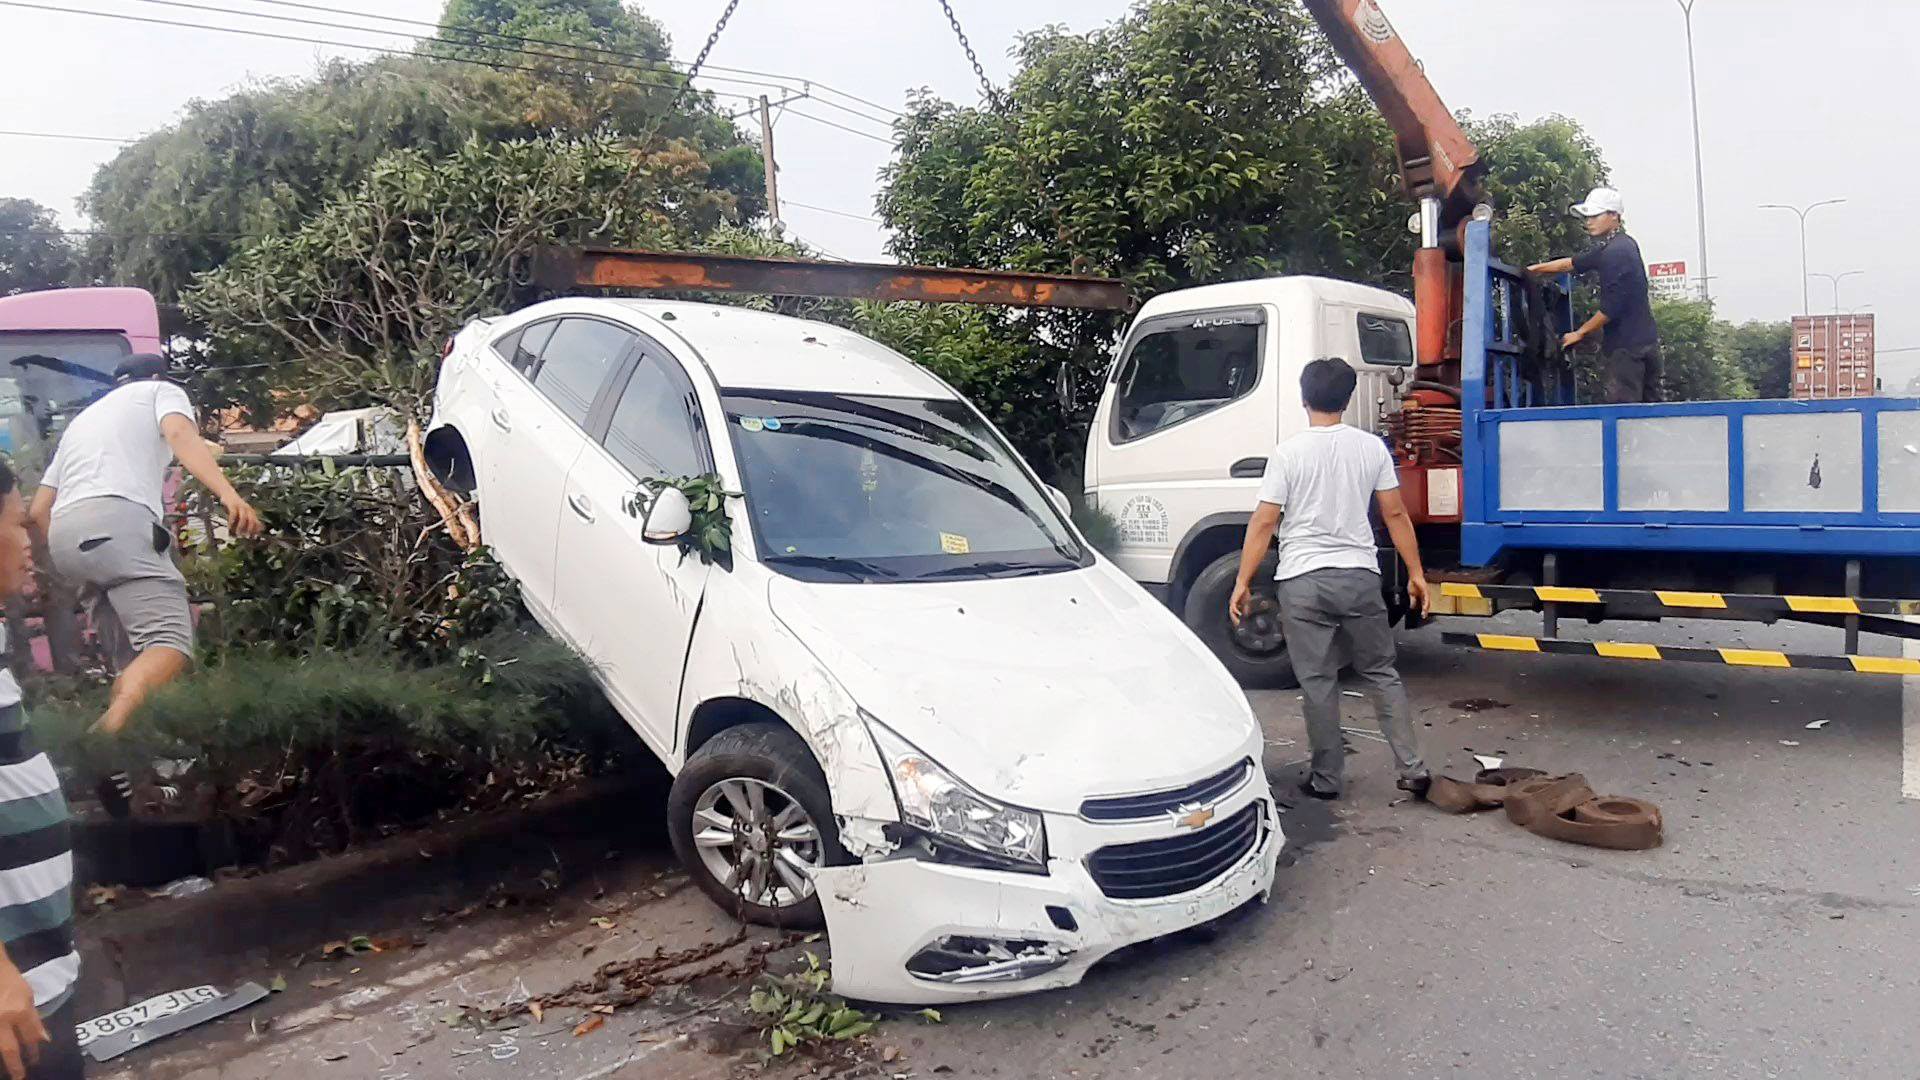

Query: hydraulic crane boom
left=1301, top=0, right=1487, bottom=370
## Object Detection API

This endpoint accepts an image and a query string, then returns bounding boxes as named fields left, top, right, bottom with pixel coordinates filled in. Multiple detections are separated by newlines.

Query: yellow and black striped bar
left=1441, top=631, right=1920, bottom=676
left=1439, top=582, right=1920, bottom=618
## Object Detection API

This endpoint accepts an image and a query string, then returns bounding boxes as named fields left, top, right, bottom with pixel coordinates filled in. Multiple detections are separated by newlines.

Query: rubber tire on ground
left=667, top=722, right=850, bottom=932
left=1183, top=551, right=1300, bottom=689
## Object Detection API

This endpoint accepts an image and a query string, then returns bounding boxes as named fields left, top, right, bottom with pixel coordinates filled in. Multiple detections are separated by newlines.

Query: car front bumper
left=816, top=775, right=1282, bottom=1004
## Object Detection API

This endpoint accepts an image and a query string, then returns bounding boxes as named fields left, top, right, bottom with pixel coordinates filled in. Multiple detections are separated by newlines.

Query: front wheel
left=668, top=723, right=848, bottom=930
left=1183, top=552, right=1300, bottom=689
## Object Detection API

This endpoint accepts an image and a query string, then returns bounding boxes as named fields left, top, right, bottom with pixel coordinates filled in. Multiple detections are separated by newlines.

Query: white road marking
left=1904, top=635, right=1919, bottom=799
left=567, top=1034, right=691, bottom=1080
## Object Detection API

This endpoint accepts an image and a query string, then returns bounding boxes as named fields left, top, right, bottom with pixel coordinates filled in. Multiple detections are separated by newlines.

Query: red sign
left=1647, top=261, right=1687, bottom=277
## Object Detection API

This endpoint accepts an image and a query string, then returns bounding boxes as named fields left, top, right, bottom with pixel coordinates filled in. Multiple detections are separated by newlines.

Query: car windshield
left=723, top=391, right=1090, bottom=583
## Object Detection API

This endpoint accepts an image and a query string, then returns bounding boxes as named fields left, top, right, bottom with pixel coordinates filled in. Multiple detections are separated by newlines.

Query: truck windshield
left=723, top=391, right=1090, bottom=584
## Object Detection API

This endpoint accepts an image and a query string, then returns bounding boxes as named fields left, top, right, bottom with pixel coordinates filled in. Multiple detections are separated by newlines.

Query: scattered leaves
left=572, top=1016, right=604, bottom=1038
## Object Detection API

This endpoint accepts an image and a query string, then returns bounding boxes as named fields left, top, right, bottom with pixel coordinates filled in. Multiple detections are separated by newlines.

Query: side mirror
left=642, top=486, right=694, bottom=543
left=1045, top=485, right=1073, bottom=516
left=1054, top=362, right=1077, bottom=413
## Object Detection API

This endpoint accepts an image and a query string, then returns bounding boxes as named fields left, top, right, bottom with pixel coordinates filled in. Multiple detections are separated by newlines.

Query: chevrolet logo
left=1171, top=803, right=1216, bottom=831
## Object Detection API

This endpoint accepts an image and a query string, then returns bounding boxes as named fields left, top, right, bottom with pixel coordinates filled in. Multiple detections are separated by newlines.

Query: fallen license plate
left=76, top=986, right=221, bottom=1048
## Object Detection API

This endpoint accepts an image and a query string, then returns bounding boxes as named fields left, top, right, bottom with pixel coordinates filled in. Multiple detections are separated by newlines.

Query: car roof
left=509, top=298, right=956, bottom=399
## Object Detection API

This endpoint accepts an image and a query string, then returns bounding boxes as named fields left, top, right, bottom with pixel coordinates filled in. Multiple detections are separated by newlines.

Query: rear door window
left=531, top=318, right=635, bottom=427
left=1110, top=310, right=1264, bottom=443
left=1356, top=313, right=1414, bottom=366
left=600, top=352, right=706, bottom=481
left=508, top=320, right=560, bottom=374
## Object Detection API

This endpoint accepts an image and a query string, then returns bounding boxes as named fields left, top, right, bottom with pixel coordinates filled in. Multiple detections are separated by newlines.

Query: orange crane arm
left=1301, top=0, right=1483, bottom=209
left=1302, top=0, right=1486, bottom=369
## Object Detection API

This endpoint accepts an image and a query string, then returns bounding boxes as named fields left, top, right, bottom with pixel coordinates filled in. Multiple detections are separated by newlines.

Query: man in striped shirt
left=0, top=459, right=81, bottom=1078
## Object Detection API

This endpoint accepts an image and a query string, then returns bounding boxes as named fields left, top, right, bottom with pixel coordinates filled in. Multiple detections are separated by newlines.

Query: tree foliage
left=1649, top=299, right=1748, bottom=402
left=183, top=136, right=735, bottom=419
left=0, top=198, right=77, bottom=295
left=1722, top=319, right=1792, bottom=399
left=83, top=2, right=759, bottom=308
left=1462, top=112, right=1609, bottom=269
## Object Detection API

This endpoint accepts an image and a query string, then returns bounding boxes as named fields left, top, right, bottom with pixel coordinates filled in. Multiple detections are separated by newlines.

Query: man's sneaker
left=97, top=772, right=134, bottom=819
left=1397, top=775, right=1432, bottom=801
left=1297, top=779, right=1339, bottom=801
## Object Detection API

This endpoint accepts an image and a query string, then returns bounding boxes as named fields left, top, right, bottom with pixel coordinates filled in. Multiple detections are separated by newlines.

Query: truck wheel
left=668, top=723, right=848, bottom=931
left=1183, top=552, right=1300, bottom=689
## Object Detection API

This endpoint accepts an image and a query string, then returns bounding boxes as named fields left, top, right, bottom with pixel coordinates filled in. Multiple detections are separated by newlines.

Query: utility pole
left=1760, top=199, right=1844, bottom=315
left=758, top=94, right=781, bottom=233
left=1677, top=0, right=1710, bottom=303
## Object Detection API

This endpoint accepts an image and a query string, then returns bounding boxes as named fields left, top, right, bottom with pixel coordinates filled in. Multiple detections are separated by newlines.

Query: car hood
left=766, top=563, right=1258, bottom=814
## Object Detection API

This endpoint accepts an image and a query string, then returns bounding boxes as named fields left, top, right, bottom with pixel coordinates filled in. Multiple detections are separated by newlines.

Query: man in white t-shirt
left=29, top=354, right=261, bottom=741
left=1230, top=357, right=1431, bottom=801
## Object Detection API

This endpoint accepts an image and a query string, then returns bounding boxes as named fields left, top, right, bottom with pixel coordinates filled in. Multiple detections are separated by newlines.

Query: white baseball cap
left=1570, top=186, right=1625, bottom=218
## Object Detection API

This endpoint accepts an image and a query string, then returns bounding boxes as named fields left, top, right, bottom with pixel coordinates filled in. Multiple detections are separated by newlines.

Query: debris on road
left=1425, top=768, right=1662, bottom=850
left=79, top=982, right=271, bottom=1063
left=1448, top=698, right=1511, bottom=713
left=1805, top=719, right=1830, bottom=730
left=1780, top=740, right=1801, bottom=747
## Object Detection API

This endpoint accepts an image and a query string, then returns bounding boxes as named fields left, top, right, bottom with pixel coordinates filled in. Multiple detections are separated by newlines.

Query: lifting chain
left=934, top=0, right=1002, bottom=107
left=672, top=0, right=744, bottom=111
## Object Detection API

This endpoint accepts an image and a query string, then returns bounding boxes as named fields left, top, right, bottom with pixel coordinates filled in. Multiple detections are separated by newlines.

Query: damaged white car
left=426, top=299, right=1282, bottom=1003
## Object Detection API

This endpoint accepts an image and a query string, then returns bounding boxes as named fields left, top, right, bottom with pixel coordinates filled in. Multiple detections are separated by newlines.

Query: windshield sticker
left=940, top=532, right=971, bottom=555
left=860, top=448, right=879, bottom=493
left=739, top=416, right=765, bottom=432
left=761, top=417, right=782, bottom=431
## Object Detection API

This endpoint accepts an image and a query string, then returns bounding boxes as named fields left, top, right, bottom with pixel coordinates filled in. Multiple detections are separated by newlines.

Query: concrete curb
left=74, top=770, right=671, bottom=1018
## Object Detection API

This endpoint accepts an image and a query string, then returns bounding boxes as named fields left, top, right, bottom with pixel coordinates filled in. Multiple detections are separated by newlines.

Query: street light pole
left=1677, top=0, right=1711, bottom=303
left=1809, top=270, right=1865, bottom=316
left=1760, top=199, right=1845, bottom=315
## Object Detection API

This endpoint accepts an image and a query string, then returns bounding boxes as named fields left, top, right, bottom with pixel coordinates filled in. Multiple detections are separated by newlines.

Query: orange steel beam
left=525, top=247, right=1134, bottom=311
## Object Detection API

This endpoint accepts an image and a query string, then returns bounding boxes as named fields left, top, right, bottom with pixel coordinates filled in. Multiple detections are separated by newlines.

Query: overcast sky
left=5, top=0, right=1915, bottom=386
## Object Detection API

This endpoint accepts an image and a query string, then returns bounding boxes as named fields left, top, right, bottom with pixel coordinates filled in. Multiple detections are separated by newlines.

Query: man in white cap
left=1527, top=186, right=1662, bottom=403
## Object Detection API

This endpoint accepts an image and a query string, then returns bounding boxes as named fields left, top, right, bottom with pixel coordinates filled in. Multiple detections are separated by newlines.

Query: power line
left=0, top=130, right=134, bottom=145
left=226, top=0, right=904, bottom=118
left=0, top=1, right=768, bottom=105
left=784, top=110, right=894, bottom=146
left=785, top=200, right=881, bottom=224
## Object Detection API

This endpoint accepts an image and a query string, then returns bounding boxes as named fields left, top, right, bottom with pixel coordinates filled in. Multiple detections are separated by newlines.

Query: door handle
left=489, top=408, right=512, bottom=432
left=1230, top=457, right=1268, bottom=478
left=566, top=493, right=594, bottom=523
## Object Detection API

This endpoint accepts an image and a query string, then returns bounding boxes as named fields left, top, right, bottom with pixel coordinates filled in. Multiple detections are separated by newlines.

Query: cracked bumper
left=817, top=780, right=1282, bottom=1005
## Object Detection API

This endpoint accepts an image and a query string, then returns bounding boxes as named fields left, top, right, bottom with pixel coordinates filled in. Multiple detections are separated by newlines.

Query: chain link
left=674, top=0, right=744, bottom=109
left=935, top=0, right=1001, bottom=107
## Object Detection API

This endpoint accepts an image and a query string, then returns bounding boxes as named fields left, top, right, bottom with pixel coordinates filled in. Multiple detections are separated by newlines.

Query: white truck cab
left=1083, top=276, right=1418, bottom=686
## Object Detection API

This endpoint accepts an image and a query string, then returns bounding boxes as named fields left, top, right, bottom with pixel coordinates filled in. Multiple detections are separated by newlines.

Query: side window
left=1356, top=313, right=1414, bottom=366
left=532, top=319, right=634, bottom=426
left=602, top=353, right=705, bottom=481
left=491, top=329, right=522, bottom=364
left=511, top=320, right=559, bottom=374
left=1111, top=314, right=1262, bottom=443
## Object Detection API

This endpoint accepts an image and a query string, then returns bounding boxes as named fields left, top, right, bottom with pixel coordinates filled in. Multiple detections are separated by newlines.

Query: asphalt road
left=107, top=614, right=1919, bottom=1079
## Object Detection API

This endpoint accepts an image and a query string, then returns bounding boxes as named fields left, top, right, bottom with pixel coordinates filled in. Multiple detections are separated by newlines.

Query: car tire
left=668, top=722, right=849, bottom=931
left=1183, top=552, right=1301, bottom=689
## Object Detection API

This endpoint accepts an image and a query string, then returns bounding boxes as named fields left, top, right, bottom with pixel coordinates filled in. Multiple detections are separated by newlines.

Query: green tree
left=1722, top=319, right=1792, bottom=399
left=184, top=136, right=735, bottom=422
left=1463, top=112, right=1610, bottom=268
left=435, top=0, right=668, bottom=63
left=1650, top=299, right=1750, bottom=402
left=0, top=198, right=77, bottom=295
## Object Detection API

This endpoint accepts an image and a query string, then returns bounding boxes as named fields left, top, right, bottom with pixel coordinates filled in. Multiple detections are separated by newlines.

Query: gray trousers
left=48, top=496, right=194, bottom=672
left=1276, top=567, right=1427, bottom=794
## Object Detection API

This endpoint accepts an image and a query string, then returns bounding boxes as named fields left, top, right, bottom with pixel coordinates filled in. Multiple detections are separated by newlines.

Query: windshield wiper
left=765, top=554, right=901, bottom=580
left=910, top=559, right=1073, bottom=581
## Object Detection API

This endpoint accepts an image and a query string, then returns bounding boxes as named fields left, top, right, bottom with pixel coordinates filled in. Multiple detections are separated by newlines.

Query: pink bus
left=0, top=286, right=163, bottom=455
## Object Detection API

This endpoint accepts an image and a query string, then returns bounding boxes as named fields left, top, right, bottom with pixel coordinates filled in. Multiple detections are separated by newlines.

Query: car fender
left=675, top=563, right=901, bottom=852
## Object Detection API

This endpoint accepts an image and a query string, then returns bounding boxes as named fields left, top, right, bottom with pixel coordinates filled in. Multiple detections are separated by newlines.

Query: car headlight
left=865, top=717, right=1046, bottom=869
